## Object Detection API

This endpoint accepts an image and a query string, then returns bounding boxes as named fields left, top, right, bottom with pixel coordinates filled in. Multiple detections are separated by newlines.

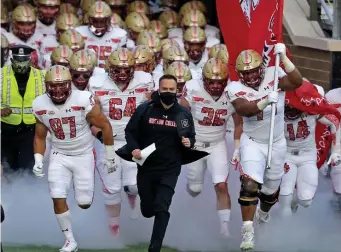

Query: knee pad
left=186, top=183, right=203, bottom=197
left=238, top=176, right=261, bottom=206
left=124, top=185, right=138, bottom=196
left=298, top=199, right=312, bottom=208
left=78, top=204, right=91, bottom=209
left=76, top=192, right=93, bottom=207
left=259, top=189, right=280, bottom=207
left=102, top=191, right=122, bottom=205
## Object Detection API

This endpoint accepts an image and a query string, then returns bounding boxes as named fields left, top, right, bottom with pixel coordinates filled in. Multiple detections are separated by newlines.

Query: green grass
left=4, top=245, right=179, bottom=252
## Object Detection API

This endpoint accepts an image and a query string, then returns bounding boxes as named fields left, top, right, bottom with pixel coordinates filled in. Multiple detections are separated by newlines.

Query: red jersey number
left=109, top=97, right=137, bottom=120
left=287, top=120, right=310, bottom=141
left=49, top=116, right=76, bottom=140
left=198, top=107, right=228, bottom=126
left=87, top=45, right=112, bottom=61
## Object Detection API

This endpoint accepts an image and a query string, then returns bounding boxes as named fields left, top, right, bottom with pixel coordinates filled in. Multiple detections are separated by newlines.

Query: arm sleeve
left=278, top=66, right=287, bottom=79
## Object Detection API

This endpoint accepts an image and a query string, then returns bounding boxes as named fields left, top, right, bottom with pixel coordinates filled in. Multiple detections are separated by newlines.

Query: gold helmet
left=37, top=0, right=61, bottom=25
left=80, top=0, right=97, bottom=13
left=133, top=45, right=155, bottom=73
left=159, top=10, right=179, bottom=29
left=60, top=3, right=77, bottom=14
left=165, top=61, right=192, bottom=96
left=127, top=1, right=150, bottom=16
left=235, top=49, right=264, bottom=89
left=208, top=44, right=226, bottom=58
left=56, top=13, right=81, bottom=41
left=1, top=5, right=10, bottom=32
left=45, top=65, right=72, bottom=103
left=162, top=45, right=189, bottom=71
left=217, top=47, right=229, bottom=64
left=183, top=26, right=206, bottom=64
left=108, top=48, right=135, bottom=85
left=110, top=13, right=125, bottom=28
left=88, top=1, right=112, bottom=36
left=1, top=33, right=9, bottom=64
left=161, top=38, right=179, bottom=54
left=149, top=20, right=168, bottom=39
left=180, top=1, right=206, bottom=17
left=51, top=45, right=73, bottom=67
left=137, top=30, right=161, bottom=58
left=125, top=12, right=150, bottom=40
left=182, top=9, right=206, bottom=28
left=203, top=58, right=228, bottom=97
left=59, top=29, right=85, bottom=52
left=12, top=4, right=37, bottom=41
left=69, top=49, right=97, bottom=90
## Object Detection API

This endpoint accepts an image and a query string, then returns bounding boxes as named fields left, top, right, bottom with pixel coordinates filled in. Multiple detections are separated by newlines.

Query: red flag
left=216, top=0, right=284, bottom=81
left=285, top=81, right=341, bottom=168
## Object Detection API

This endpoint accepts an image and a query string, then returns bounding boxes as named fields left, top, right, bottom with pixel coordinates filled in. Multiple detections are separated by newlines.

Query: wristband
left=34, top=153, right=44, bottom=164
left=105, top=145, right=115, bottom=160
left=96, top=131, right=104, bottom=143
left=234, top=139, right=240, bottom=149
left=282, top=56, right=295, bottom=73
left=256, top=99, right=268, bottom=111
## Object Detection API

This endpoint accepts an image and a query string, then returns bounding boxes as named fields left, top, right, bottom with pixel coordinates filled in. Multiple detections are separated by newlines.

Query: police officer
left=1, top=45, right=45, bottom=172
left=119, top=74, right=207, bottom=252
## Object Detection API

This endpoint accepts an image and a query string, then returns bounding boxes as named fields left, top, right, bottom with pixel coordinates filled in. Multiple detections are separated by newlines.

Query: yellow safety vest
left=1, top=66, right=45, bottom=125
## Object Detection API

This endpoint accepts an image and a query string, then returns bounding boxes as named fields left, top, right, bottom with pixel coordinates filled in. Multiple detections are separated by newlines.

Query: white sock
left=258, top=208, right=269, bottom=218
left=243, top=221, right=253, bottom=227
left=109, top=216, right=120, bottom=227
left=56, top=211, right=75, bottom=242
left=218, top=209, right=231, bottom=225
left=280, top=194, right=293, bottom=214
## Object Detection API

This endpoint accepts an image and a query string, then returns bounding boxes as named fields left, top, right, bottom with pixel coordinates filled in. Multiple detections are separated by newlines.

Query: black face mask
left=159, top=92, right=176, bottom=106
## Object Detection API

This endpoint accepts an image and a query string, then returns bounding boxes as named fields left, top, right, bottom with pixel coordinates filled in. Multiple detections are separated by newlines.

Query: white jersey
left=39, top=35, right=59, bottom=69
left=285, top=114, right=318, bottom=151
left=326, top=88, right=341, bottom=114
left=205, top=25, right=220, bottom=39
left=32, top=90, right=95, bottom=156
left=126, top=39, right=135, bottom=50
left=89, top=71, right=154, bottom=140
left=76, top=26, right=127, bottom=68
left=36, top=20, right=56, bottom=36
left=183, top=79, right=235, bottom=143
left=189, top=50, right=208, bottom=76
left=227, top=66, right=287, bottom=143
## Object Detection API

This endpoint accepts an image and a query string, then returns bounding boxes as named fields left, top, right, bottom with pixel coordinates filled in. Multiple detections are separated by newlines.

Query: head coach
left=116, top=74, right=208, bottom=252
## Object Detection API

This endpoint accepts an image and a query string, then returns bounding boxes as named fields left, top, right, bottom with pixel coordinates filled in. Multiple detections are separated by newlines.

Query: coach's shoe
left=240, top=223, right=254, bottom=251
left=220, top=221, right=230, bottom=238
left=109, top=224, right=120, bottom=237
left=255, top=208, right=271, bottom=224
left=59, top=240, right=78, bottom=252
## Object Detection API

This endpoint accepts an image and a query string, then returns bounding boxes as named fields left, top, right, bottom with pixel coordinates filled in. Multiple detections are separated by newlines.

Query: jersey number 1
left=49, top=116, right=76, bottom=140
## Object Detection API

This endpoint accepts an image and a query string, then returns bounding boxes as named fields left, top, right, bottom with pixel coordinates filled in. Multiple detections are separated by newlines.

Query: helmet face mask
left=203, top=78, right=227, bottom=97
left=37, top=1, right=60, bottom=25
left=70, top=69, right=93, bottom=90
left=184, top=41, right=205, bottom=64
left=128, top=29, right=139, bottom=41
left=109, top=66, right=134, bottom=85
left=238, top=67, right=264, bottom=89
left=203, top=58, right=228, bottom=97
left=88, top=17, right=111, bottom=36
left=108, top=48, right=135, bottom=86
left=45, top=65, right=72, bottom=103
left=13, top=21, right=36, bottom=41
left=284, top=104, right=302, bottom=120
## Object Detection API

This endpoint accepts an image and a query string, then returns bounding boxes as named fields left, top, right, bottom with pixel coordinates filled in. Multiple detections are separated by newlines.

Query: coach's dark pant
left=137, top=170, right=179, bottom=252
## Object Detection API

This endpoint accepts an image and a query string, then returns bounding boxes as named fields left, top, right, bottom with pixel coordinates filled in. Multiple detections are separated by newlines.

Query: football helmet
left=59, top=3, right=77, bottom=14
left=82, top=12, right=89, bottom=25
left=183, top=26, right=206, bottom=64
left=59, top=29, right=85, bottom=52
left=284, top=104, right=302, bottom=120
left=110, top=13, right=125, bottom=28
left=161, top=38, right=179, bottom=54
left=203, top=58, right=228, bottom=97
left=162, top=45, right=189, bottom=71
left=181, top=9, right=206, bottom=30
left=56, top=13, right=81, bottom=41
left=61, top=0, right=80, bottom=8
left=179, top=1, right=206, bottom=18
left=133, top=45, right=155, bottom=73
left=125, top=12, right=150, bottom=41
left=80, top=0, right=97, bottom=13
left=149, top=20, right=168, bottom=39
left=105, top=0, right=126, bottom=17
left=165, top=61, right=192, bottom=97
left=37, top=0, right=61, bottom=26
left=51, top=45, right=73, bottom=67
left=69, top=49, right=97, bottom=90
left=127, top=1, right=151, bottom=18
left=208, top=44, right=227, bottom=58
left=108, top=48, right=135, bottom=85
left=159, top=10, right=180, bottom=29
left=217, top=47, right=229, bottom=64
left=1, top=5, right=10, bottom=32
left=235, top=49, right=264, bottom=89
left=45, top=65, right=72, bottom=104
left=1, top=33, right=9, bottom=67
left=88, top=1, right=112, bottom=37
left=12, top=4, right=37, bottom=41
left=137, top=30, right=161, bottom=64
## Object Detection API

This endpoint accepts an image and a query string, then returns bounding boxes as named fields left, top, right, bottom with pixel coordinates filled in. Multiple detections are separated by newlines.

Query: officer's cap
left=10, top=44, right=35, bottom=56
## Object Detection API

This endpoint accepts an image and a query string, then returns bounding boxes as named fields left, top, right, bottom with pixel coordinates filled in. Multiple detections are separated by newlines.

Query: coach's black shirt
left=125, top=92, right=196, bottom=175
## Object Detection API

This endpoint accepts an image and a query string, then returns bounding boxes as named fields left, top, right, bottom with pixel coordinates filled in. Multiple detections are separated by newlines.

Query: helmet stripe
left=121, top=48, right=127, bottom=60
left=56, top=65, right=60, bottom=78
left=61, top=46, right=67, bottom=57
left=66, top=13, right=72, bottom=25
left=80, top=50, right=85, bottom=65
left=148, top=32, right=155, bottom=47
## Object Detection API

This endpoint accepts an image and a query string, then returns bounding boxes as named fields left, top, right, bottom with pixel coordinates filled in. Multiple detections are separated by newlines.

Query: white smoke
left=2, top=162, right=341, bottom=251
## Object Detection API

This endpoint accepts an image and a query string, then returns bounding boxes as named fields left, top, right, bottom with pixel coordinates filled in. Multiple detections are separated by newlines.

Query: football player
left=136, top=30, right=162, bottom=65
left=125, top=12, right=150, bottom=49
left=36, top=0, right=60, bottom=36
left=59, top=29, right=85, bottom=52
left=149, top=20, right=168, bottom=40
left=165, top=61, right=192, bottom=99
left=133, top=45, right=156, bottom=73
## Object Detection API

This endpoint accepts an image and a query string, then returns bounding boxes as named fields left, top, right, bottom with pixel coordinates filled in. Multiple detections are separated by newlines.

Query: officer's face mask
left=11, top=54, right=31, bottom=74
left=159, top=91, right=176, bottom=106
